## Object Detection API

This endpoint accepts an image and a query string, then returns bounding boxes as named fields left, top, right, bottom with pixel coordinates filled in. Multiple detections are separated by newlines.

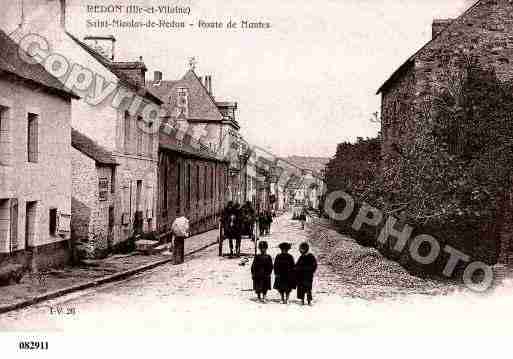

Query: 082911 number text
left=18, top=341, right=49, bottom=350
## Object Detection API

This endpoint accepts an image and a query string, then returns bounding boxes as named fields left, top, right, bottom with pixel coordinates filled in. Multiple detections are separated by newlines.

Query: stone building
left=377, top=0, right=513, bottom=264
left=0, top=29, right=79, bottom=271
left=1, top=0, right=164, bottom=256
left=65, top=34, right=163, bottom=255
left=148, top=69, right=242, bottom=203
left=71, top=129, right=118, bottom=258
left=378, top=0, right=513, bottom=163
left=157, top=126, right=229, bottom=238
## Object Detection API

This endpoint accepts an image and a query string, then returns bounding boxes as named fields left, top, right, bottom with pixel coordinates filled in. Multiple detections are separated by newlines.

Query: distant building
left=0, top=29, right=79, bottom=271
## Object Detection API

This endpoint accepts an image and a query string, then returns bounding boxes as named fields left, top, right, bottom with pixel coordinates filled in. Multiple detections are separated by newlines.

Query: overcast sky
left=50, top=1, right=477, bottom=156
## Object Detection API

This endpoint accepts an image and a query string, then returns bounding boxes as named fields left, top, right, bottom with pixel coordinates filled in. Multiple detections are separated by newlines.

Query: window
left=204, top=166, right=208, bottom=201
left=111, top=168, right=116, bottom=194
left=136, top=180, right=142, bottom=211
left=187, top=164, right=191, bottom=210
left=49, top=208, right=57, bottom=236
left=9, top=199, right=18, bottom=251
left=213, top=165, right=216, bottom=202
left=176, top=87, right=188, bottom=118
left=124, top=111, right=130, bottom=152
left=163, top=159, right=168, bottom=212
left=136, top=116, right=143, bottom=156
left=196, top=165, right=200, bottom=202
left=219, top=170, right=223, bottom=198
left=211, top=166, right=214, bottom=200
left=27, top=113, right=38, bottom=163
left=0, top=106, right=9, bottom=165
left=99, top=177, right=109, bottom=201
left=147, top=122, right=154, bottom=157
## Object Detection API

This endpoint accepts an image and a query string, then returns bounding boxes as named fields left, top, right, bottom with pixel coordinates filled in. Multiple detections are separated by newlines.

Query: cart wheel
left=218, top=223, right=223, bottom=257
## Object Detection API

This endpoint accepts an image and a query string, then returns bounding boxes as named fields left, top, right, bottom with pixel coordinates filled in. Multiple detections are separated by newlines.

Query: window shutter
left=9, top=198, right=18, bottom=252
left=27, top=114, right=38, bottom=163
left=49, top=208, right=57, bottom=235
left=124, top=111, right=130, bottom=153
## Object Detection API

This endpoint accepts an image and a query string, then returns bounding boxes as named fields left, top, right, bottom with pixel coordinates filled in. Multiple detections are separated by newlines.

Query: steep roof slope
left=0, top=29, right=79, bottom=99
left=148, top=69, right=223, bottom=122
left=71, top=128, right=118, bottom=165
left=377, top=0, right=483, bottom=94
left=66, top=32, right=162, bottom=105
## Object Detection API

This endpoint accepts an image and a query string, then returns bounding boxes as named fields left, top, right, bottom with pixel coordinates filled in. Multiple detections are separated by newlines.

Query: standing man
left=300, top=208, right=307, bottom=230
left=223, top=202, right=241, bottom=257
left=171, top=213, right=190, bottom=265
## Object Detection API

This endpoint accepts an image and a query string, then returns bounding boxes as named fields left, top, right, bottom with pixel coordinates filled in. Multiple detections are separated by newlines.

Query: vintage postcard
left=0, top=0, right=512, bottom=356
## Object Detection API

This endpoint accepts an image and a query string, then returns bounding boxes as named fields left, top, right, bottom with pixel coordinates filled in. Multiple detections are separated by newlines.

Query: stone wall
left=380, top=0, right=513, bottom=265
left=71, top=148, right=115, bottom=258
left=0, top=239, right=70, bottom=271
left=380, top=62, right=416, bottom=166
left=415, top=0, right=513, bottom=104
left=382, top=0, right=513, bottom=162
left=157, top=151, right=228, bottom=239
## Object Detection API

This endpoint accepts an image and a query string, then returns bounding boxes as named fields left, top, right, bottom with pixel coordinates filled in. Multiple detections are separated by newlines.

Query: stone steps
left=135, top=240, right=169, bottom=255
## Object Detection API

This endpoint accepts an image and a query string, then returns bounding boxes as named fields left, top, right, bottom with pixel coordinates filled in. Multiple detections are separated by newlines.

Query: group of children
left=251, top=240, right=318, bottom=305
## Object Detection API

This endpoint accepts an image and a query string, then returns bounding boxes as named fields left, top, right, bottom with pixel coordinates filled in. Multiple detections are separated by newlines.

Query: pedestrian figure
left=171, top=213, right=190, bottom=265
left=251, top=241, right=273, bottom=303
left=299, top=209, right=307, bottom=230
left=241, top=201, right=256, bottom=241
left=295, top=242, right=317, bottom=305
left=223, top=202, right=241, bottom=257
left=273, top=242, right=295, bottom=304
left=258, top=212, right=266, bottom=236
left=265, top=211, right=273, bottom=235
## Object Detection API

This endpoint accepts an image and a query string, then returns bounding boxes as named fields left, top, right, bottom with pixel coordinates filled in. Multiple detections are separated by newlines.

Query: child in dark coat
left=295, top=242, right=317, bottom=305
left=273, top=242, right=295, bottom=304
left=265, top=211, right=273, bottom=235
left=251, top=241, right=273, bottom=303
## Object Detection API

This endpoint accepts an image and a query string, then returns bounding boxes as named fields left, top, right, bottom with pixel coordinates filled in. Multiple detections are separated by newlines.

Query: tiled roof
left=71, top=128, right=118, bottom=165
left=148, top=70, right=223, bottom=122
left=147, top=80, right=179, bottom=102
left=0, top=29, right=79, bottom=99
left=377, top=0, right=482, bottom=94
left=159, top=127, right=227, bottom=163
left=66, top=32, right=162, bottom=105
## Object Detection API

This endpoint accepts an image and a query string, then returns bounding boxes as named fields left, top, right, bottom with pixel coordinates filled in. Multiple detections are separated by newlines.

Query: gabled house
left=377, top=0, right=513, bottom=264
left=71, top=129, right=118, bottom=258
left=0, top=29, right=79, bottom=271
left=378, top=0, right=513, bottom=165
left=2, top=0, right=164, bottom=256
left=148, top=69, right=242, bottom=202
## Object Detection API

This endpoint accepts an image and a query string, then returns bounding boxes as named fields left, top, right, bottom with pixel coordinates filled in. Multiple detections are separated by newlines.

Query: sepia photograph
left=0, top=0, right=512, bottom=356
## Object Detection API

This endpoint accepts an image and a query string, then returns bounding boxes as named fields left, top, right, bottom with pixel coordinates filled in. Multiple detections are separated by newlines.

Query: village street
left=1, top=213, right=513, bottom=335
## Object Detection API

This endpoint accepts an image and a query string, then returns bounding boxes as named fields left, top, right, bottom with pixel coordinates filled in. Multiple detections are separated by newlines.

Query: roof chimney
left=154, top=71, right=162, bottom=83
left=432, top=19, right=453, bottom=39
left=206, top=75, right=213, bottom=96
left=60, top=0, right=66, bottom=29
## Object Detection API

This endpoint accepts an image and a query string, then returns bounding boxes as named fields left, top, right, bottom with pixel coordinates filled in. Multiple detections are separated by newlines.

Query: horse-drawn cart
left=218, top=214, right=259, bottom=257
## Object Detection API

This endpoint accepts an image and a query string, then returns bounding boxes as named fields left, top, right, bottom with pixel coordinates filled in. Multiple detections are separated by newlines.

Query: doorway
left=25, top=201, right=37, bottom=250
